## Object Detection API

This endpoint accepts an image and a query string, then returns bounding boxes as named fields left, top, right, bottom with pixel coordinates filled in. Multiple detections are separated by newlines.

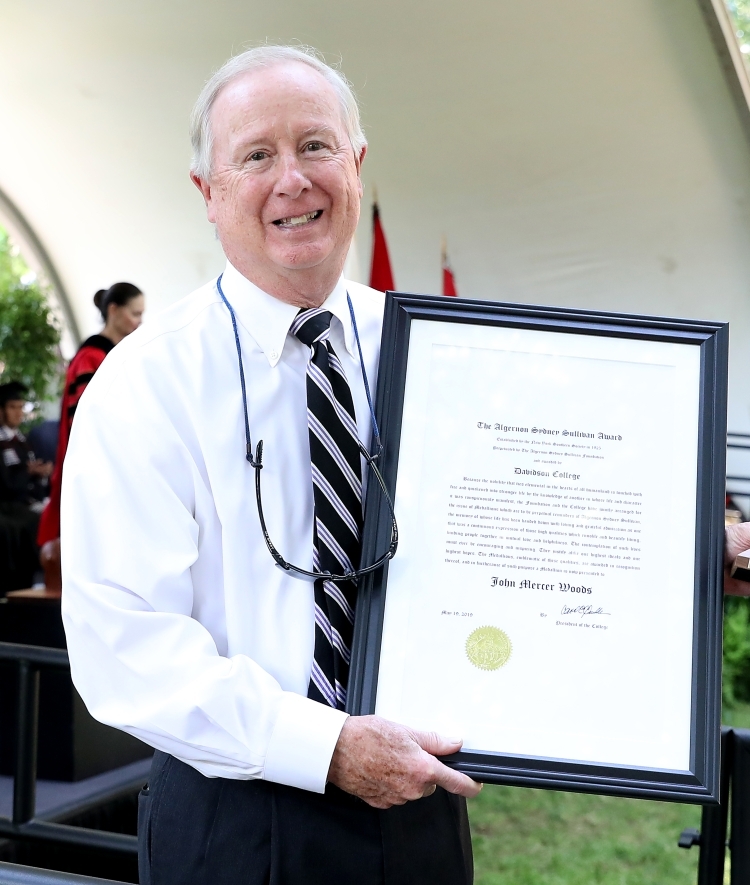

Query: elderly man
left=63, top=46, right=480, bottom=885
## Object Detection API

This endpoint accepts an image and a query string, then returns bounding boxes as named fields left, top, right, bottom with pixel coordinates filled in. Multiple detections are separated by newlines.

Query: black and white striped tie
left=291, top=307, right=362, bottom=710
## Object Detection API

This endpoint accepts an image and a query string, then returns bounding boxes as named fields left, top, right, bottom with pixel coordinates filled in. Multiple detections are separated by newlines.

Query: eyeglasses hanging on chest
left=216, top=273, right=398, bottom=583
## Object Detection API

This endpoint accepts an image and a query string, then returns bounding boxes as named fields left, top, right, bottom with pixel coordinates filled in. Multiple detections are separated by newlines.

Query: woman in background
left=37, top=282, right=145, bottom=586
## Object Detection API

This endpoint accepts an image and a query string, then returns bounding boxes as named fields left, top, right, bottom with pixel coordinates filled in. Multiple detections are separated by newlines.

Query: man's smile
left=272, top=209, right=323, bottom=228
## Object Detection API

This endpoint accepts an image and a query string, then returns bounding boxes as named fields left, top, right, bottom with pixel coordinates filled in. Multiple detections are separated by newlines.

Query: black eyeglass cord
left=216, top=273, right=398, bottom=583
left=217, top=274, right=262, bottom=469
left=347, top=294, right=383, bottom=457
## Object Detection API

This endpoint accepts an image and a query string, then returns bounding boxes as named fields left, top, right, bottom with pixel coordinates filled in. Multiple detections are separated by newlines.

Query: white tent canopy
left=2, top=0, right=750, bottom=428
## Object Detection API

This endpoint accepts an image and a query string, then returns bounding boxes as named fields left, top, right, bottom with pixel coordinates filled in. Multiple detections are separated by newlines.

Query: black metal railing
left=726, top=433, right=750, bottom=518
left=679, top=727, right=750, bottom=883
left=0, top=643, right=137, bottom=857
left=0, top=860, right=123, bottom=885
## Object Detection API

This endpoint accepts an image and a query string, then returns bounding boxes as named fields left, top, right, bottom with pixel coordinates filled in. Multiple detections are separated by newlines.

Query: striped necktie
left=291, top=307, right=363, bottom=710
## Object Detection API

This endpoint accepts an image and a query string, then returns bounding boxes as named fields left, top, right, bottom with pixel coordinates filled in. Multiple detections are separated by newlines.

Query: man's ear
left=354, top=146, right=367, bottom=198
left=190, top=172, right=217, bottom=222
left=355, top=145, right=367, bottom=176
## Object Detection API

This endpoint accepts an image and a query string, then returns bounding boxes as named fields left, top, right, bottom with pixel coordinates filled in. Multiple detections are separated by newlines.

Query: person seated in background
left=27, top=417, right=60, bottom=468
left=37, top=282, right=145, bottom=589
left=0, top=381, right=53, bottom=499
left=0, top=381, right=53, bottom=593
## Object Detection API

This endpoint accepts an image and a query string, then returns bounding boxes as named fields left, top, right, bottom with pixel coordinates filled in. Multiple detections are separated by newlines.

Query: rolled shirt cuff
left=263, top=691, right=349, bottom=793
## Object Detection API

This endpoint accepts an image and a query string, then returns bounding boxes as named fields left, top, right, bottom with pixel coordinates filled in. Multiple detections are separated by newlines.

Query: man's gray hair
left=190, top=45, right=367, bottom=180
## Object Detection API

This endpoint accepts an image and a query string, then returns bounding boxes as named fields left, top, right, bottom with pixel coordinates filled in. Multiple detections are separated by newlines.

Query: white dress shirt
left=61, top=261, right=385, bottom=793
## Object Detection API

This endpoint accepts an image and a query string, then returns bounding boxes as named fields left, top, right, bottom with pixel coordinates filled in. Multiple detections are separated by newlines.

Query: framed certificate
left=348, top=293, right=728, bottom=803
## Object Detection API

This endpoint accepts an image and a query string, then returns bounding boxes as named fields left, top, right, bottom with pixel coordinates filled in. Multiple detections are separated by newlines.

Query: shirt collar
left=219, top=261, right=357, bottom=368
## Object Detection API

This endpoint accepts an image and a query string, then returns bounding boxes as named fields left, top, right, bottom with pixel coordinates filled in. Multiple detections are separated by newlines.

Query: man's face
left=3, top=400, right=24, bottom=429
left=193, top=62, right=365, bottom=303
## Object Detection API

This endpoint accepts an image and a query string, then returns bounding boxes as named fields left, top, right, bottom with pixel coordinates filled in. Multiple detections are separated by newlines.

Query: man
left=0, top=381, right=51, bottom=593
left=62, top=46, right=480, bottom=885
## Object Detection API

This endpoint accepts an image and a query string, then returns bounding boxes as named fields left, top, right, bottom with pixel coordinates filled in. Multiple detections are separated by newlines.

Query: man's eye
left=305, top=142, right=325, bottom=152
left=248, top=151, right=268, bottom=162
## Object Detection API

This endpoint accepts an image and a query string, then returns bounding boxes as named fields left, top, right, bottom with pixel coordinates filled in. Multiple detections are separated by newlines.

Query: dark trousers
left=138, top=751, right=473, bottom=885
left=0, top=502, right=39, bottom=595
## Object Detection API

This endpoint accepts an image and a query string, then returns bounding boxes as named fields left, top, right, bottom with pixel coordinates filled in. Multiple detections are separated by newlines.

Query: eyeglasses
left=217, top=273, right=399, bottom=584
left=251, top=438, right=398, bottom=583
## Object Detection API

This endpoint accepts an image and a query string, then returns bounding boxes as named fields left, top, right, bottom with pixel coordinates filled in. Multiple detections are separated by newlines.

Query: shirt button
left=270, top=350, right=278, bottom=360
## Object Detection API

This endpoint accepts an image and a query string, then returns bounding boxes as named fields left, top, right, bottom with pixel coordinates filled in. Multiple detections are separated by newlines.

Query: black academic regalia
left=0, top=430, right=41, bottom=593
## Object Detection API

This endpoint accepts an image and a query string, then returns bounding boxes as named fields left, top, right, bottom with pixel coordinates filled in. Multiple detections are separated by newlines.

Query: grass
left=469, top=786, right=701, bottom=885
left=720, top=700, right=750, bottom=730
left=467, top=703, right=750, bottom=884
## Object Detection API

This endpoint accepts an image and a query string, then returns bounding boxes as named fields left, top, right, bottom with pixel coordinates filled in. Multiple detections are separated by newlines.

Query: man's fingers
left=724, top=525, right=750, bottom=596
left=432, top=760, right=483, bottom=798
left=726, top=523, right=750, bottom=563
left=410, top=729, right=482, bottom=799
left=412, top=729, right=463, bottom=757
left=725, top=575, right=750, bottom=597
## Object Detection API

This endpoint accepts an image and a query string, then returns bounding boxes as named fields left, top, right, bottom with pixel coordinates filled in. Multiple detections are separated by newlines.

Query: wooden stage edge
left=5, top=590, right=61, bottom=602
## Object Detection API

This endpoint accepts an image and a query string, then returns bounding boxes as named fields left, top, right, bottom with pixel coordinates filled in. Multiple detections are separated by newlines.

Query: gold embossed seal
left=466, top=626, right=512, bottom=670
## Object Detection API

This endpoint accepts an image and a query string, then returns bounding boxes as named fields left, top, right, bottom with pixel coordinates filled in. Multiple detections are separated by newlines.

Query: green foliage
left=727, top=0, right=750, bottom=33
left=0, top=227, right=62, bottom=404
left=726, top=0, right=750, bottom=70
left=723, top=595, right=750, bottom=707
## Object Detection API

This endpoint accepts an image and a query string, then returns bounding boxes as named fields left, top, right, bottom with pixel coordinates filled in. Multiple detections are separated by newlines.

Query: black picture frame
left=348, top=291, right=728, bottom=804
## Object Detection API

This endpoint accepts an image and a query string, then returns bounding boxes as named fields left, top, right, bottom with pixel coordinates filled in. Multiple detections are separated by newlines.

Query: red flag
left=442, top=239, right=458, bottom=297
left=369, top=201, right=395, bottom=292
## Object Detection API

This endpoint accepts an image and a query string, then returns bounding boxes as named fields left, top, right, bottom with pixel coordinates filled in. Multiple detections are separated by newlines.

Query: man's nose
left=274, top=152, right=312, bottom=198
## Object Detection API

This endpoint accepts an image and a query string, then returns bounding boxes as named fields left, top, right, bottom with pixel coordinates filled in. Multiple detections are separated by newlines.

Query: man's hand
left=327, top=715, right=483, bottom=809
left=725, top=522, right=750, bottom=596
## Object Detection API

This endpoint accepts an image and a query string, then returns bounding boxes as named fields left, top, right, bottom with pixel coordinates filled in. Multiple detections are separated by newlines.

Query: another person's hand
left=40, top=538, right=62, bottom=592
left=725, top=522, right=750, bottom=596
left=327, top=715, right=483, bottom=809
left=28, top=460, right=53, bottom=478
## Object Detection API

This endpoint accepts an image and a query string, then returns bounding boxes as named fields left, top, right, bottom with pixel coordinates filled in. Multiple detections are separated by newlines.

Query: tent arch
left=0, top=184, right=80, bottom=346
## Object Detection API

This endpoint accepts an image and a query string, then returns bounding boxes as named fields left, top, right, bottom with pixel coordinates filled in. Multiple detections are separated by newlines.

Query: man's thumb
left=413, top=729, right=463, bottom=757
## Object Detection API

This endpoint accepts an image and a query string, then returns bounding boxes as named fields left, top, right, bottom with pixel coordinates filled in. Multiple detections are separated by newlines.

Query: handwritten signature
left=560, top=604, right=610, bottom=619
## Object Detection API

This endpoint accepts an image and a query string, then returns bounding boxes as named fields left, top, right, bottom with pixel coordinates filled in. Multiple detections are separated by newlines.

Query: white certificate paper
left=374, top=321, right=701, bottom=773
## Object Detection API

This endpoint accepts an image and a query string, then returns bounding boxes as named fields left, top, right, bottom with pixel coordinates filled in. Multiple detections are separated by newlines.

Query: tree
left=726, top=0, right=750, bottom=70
left=0, top=226, right=62, bottom=406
